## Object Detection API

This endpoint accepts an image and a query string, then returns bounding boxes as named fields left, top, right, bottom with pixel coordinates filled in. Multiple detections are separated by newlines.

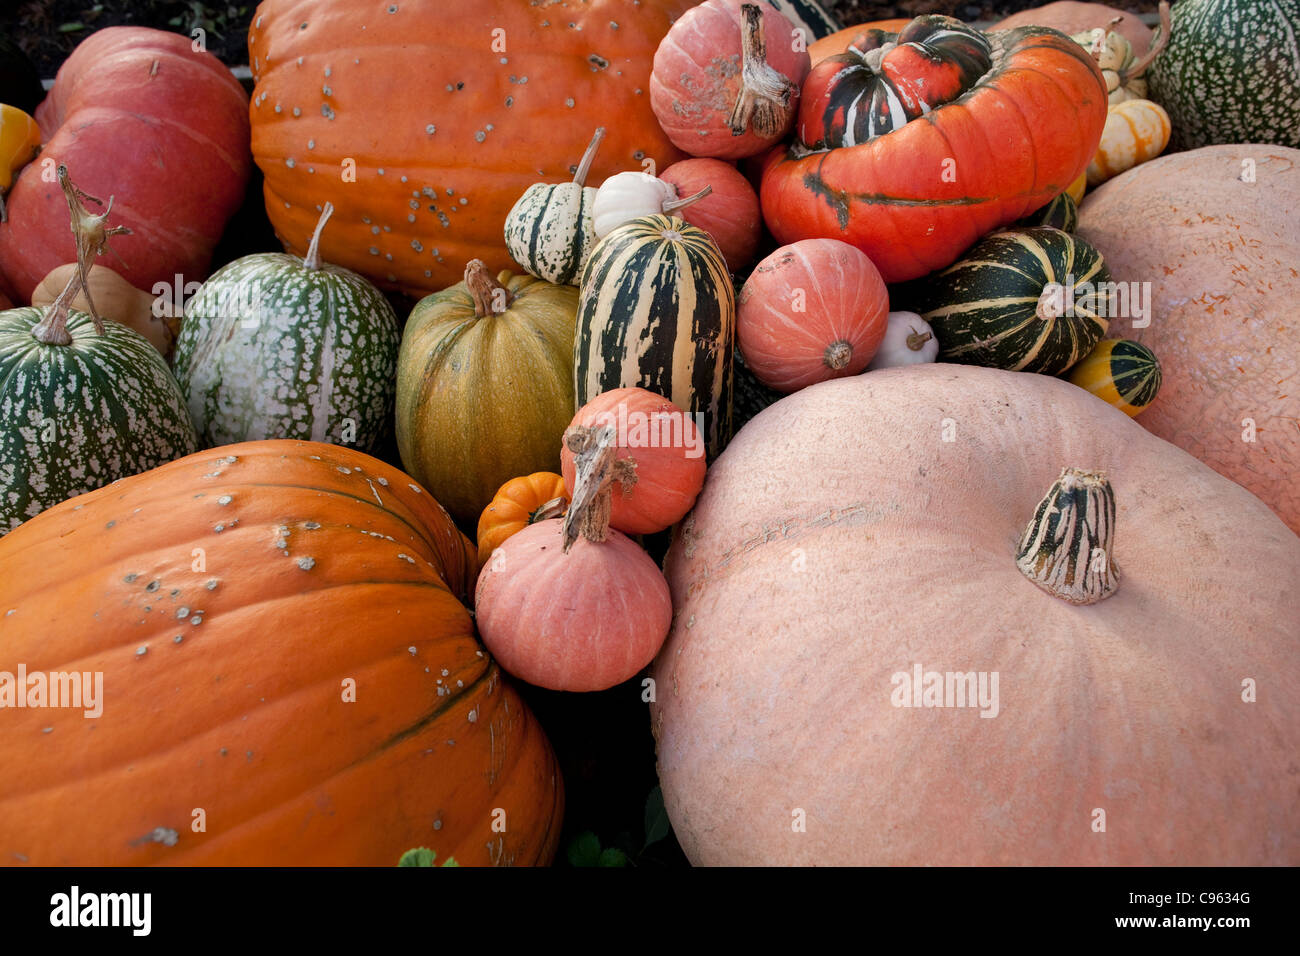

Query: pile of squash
left=0, top=0, right=1296, bottom=868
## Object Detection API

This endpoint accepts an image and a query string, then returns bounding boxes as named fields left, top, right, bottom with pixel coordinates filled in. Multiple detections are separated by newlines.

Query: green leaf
left=643, top=785, right=670, bottom=850
left=398, top=847, right=437, bottom=867
left=440, top=857, right=460, bottom=867
left=597, top=847, right=630, bottom=867
left=57, top=22, right=86, bottom=32
left=566, top=831, right=602, bottom=867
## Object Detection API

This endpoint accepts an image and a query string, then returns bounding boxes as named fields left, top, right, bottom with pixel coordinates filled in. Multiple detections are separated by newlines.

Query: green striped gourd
left=1068, top=338, right=1162, bottom=418
left=1147, top=0, right=1300, bottom=150
left=174, top=203, right=400, bottom=451
left=1015, top=192, right=1078, bottom=233
left=0, top=288, right=198, bottom=534
left=765, top=0, right=839, bottom=40
left=575, top=215, right=734, bottom=459
left=907, top=227, right=1110, bottom=375
left=504, top=127, right=604, bottom=286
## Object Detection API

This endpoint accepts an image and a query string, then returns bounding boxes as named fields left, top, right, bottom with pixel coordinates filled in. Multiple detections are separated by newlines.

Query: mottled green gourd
left=0, top=168, right=197, bottom=534
left=174, top=203, right=400, bottom=451
left=906, top=227, right=1110, bottom=375
left=504, top=127, right=604, bottom=286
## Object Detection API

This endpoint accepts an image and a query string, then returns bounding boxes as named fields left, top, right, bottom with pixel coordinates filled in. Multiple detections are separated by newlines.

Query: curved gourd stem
left=1123, top=1, right=1171, bottom=80
left=572, top=127, right=605, bottom=186
left=529, top=496, right=568, bottom=524
left=728, top=3, right=799, bottom=138
left=1015, top=468, right=1121, bottom=605
left=662, top=184, right=712, bottom=214
left=561, top=424, right=637, bottom=553
left=465, top=259, right=514, bottom=316
left=303, top=202, right=335, bottom=271
left=31, top=164, right=131, bottom=344
left=823, top=340, right=853, bottom=370
left=906, top=329, right=932, bottom=351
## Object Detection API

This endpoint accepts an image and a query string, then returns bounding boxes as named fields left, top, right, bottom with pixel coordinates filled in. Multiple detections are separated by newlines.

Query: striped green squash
left=765, top=0, right=840, bottom=40
left=1147, top=0, right=1300, bottom=149
left=1015, top=192, right=1078, bottom=233
left=0, top=301, right=198, bottom=534
left=576, top=215, right=734, bottom=459
left=174, top=204, right=400, bottom=452
left=1068, top=338, right=1162, bottom=417
left=907, top=227, right=1111, bottom=375
left=504, top=127, right=604, bottom=286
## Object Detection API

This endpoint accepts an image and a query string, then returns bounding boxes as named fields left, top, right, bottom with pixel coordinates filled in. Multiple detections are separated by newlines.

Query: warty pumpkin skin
left=761, top=19, right=1109, bottom=283
left=651, top=365, right=1300, bottom=866
left=0, top=27, right=250, bottom=302
left=1077, top=145, right=1300, bottom=534
left=0, top=440, right=563, bottom=865
left=396, top=261, right=577, bottom=529
left=247, top=0, right=698, bottom=296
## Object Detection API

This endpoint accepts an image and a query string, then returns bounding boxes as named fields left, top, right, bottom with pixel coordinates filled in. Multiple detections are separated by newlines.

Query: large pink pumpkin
left=651, top=364, right=1300, bottom=865
left=476, top=519, right=672, bottom=692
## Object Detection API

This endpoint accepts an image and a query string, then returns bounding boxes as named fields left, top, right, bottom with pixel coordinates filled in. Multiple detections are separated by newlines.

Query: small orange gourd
left=476, top=472, right=569, bottom=568
left=0, top=103, right=40, bottom=222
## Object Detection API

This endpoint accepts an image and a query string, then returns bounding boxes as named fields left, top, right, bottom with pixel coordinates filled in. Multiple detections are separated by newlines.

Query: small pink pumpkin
left=660, top=158, right=762, bottom=271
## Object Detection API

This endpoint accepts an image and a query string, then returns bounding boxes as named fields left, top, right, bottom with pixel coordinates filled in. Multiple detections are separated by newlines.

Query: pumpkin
left=575, top=215, right=734, bottom=460
left=591, top=171, right=711, bottom=239
left=1077, top=144, right=1300, bottom=533
left=248, top=0, right=697, bottom=295
left=1087, top=99, right=1171, bottom=186
left=659, top=158, right=762, bottom=271
left=1071, top=2, right=1169, bottom=104
left=0, top=440, right=564, bottom=865
left=504, top=127, right=605, bottom=286
left=651, top=364, right=1300, bottom=865
left=650, top=0, right=811, bottom=159
left=476, top=427, right=673, bottom=692
left=1068, top=338, right=1162, bottom=417
left=0, top=28, right=250, bottom=302
left=992, top=1, right=1153, bottom=56
left=173, top=204, right=400, bottom=453
left=559, top=387, right=708, bottom=536
left=1014, top=191, right=1079, bottom=232
left=903, top=227, right=1110, bottom=375
left=1147, top=0, right=1300, bottom=150
left=396, top=260, right=578, bottom=528
left=763, top=16, right=1109, bottom=283
left=865, top=311, right=938, bottom=370
left=32, top=263, right=174, bottom=358
left=0, top=103, right=39, bottom=223
left=737, top=238, right=889, bottom=392
left=808, top=20, right=913, bottom=65
left=476, top=472, right=569, bottom=569
left=0, top=168, right=197, bottom=534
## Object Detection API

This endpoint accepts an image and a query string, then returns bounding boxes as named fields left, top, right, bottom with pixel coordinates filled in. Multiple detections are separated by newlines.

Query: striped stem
left=1015, top=468, right=1121, bottom=605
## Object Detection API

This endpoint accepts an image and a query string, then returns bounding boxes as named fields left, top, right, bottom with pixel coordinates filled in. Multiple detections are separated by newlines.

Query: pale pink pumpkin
left=737, top=238, right=890, bottom=392
left=660, top=158, right=762, bottom=271
left=560, top=387, right=707, bottom=536
left=992, top=1, right=1153, bottom=55
left=650, top=0, right=810, bottom=160
left=475, top=519, right=672, bottom=692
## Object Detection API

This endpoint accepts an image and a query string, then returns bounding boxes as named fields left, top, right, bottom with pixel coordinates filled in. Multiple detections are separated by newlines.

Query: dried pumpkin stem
left=1124, top=1, right=1171, bottom=80
left=465, top=259, right=514, bottom=316
left=662, top=184, right=713, bottom=214
left=572, top=127, right=606, bottom=186
left=303, top=201, right=335, bottom=271
left=530, top=496, right=568, bottom=524
left=823, top=340, right=853, bottom=370
left=905, top=329, right=933, bottom=351
left=1015, top=468, right=1121, bottom=605
left=561, top=424, right=637, bottom=553
left=728, top=3, right=798, bottom=139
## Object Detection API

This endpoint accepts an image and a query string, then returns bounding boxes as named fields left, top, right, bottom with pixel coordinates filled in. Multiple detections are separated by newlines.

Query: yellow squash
left=1087, top=98, right=1171, bottom=186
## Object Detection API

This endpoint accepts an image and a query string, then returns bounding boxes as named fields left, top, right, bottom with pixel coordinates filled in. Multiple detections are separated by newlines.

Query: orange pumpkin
left=477, top=472, right=569, bottom=568
left=248, top=0, right=696, bottom=295
left=0, top=441, right=563, bottom=865
left=808, top=19, right=911, bottom=65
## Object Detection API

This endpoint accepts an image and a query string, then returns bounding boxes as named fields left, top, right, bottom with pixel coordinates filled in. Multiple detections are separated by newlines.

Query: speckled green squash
left=1147, top=0, right=1300, bottom=150
left=906, top=227, right=1110, bottom=375
left=174, top=205, right=400, bottom=451
left=0, top=306, right=198, bottom=534
left=575, top=215, right=734, bottom=459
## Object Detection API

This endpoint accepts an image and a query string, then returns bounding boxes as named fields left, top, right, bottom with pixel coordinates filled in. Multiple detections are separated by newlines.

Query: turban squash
left=247, top=0, right=698, bottom=296
left=0, top=442, right=563, bottom=865
left=651, top=365, right=1300, bottom=865
left=760, top=16, right=1110, bottom=283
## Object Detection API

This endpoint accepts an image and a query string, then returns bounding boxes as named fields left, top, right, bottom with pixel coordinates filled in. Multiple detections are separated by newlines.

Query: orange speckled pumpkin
left=247, top=0, right=696, bottom=295
left=477, top=472, right=569, bottom=568
left=0, top=441, right=562, bottom=865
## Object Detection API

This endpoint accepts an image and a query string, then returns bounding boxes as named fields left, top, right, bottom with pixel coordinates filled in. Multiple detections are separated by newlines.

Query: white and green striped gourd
left=503, top=127, right=605, bottom=286
left=173, top=203, right=400, bottom=451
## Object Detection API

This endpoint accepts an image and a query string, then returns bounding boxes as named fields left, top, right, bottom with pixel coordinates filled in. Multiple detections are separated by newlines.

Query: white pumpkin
left=591, top=171, right=711, bottom=239
left=865, top=311, right=939, bottom=369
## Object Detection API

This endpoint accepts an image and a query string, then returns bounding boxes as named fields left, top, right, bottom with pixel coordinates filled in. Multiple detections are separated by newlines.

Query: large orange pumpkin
left=0, top=441, right=562, bottom=865
left=1078, top=145, right=1300, bottom=534
left=651, top=365, right=1300, bottom=865
left=247, top=0, right=695, bottom=295
left=807, top=19, right=911, bottom=65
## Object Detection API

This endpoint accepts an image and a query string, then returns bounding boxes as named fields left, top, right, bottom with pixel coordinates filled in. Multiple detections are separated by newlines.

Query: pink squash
left=659, top=158, right=762, bottom=271
left=651, top=364, right=1300, bottom=865
left=1077, top=145, right=1300, bottom=533
left=992, top=1, right=1153, bottom=56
